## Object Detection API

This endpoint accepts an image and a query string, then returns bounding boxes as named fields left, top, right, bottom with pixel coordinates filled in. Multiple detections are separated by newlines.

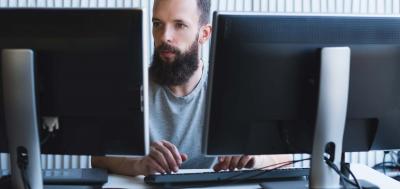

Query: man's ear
left=198, top=24, right=212, bottom=44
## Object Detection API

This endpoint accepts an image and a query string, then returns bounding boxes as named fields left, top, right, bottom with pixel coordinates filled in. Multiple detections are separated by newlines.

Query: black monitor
left=0, top=85, right=5, bottom=152
left=0, top=9, right=149, bottom=188
left=204, top=12, right=400, bottom=188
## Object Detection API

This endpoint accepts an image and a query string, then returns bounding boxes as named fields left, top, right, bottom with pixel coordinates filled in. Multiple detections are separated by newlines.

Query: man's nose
left=160, top=25, right=174, bottom=44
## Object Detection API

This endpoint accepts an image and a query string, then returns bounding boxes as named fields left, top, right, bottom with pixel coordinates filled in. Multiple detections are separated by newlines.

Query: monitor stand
left=309, top=47, right=351, bottom=188
left=2, top=49, right=43, bottom=189
left=2, top=49, right=109, bottom=189
left=261, top=47, right=378, bottom=189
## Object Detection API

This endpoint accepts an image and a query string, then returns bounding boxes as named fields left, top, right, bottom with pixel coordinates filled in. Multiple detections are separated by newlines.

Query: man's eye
left=153, top=22, right=161, bottom=28
left=176, top=23, right=187, bottom=29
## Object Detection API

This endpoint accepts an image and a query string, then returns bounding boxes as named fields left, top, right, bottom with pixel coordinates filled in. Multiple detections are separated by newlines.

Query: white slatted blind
left=0, top=0, right=398, bottom=170
left=293, top=151, right=387, bottom=168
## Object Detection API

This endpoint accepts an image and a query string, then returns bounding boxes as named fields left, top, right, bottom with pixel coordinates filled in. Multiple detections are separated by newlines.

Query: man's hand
left=213, top=155, right=255, bottom=171
left=138, top=140, right=188, bottom=175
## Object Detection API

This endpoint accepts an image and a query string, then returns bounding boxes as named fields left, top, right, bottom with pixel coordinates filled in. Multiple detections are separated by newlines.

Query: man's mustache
left=157, top=43, right=180, bottom=54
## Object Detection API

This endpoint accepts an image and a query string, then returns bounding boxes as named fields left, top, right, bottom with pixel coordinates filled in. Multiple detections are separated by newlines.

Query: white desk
left=103, top=164, right=400, bottom=189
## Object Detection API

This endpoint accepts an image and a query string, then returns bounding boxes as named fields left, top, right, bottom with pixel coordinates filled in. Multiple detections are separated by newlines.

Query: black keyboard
left=1, top=168, right=108, bottom=185
left=42, top=168, right=108, bottom=185
left=144, top=168, right=309, bottom=186
left=392, top=175, right=400, bottom=181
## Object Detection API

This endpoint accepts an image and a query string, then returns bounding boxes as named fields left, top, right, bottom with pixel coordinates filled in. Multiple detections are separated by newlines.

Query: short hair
left=196, top=0, right=210, bottom=25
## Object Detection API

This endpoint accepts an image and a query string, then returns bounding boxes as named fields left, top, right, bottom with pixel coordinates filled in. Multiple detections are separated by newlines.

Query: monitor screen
left=204, top=13, right=400, bottom=155
left=0, top=9, right=149, bottom=156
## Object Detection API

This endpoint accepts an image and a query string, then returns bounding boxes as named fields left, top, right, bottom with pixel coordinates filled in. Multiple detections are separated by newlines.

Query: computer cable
left=343, top=163, right=363, bottom=189
left=373, top=150, right=400, bottom=175
left=390, top=151, right=398, bottom=165
left=341, top=173, right=348, bottom=189
left=382, top=151, right=398, bottom=173
left=344, top=165, right=361, bottom=189
left=40, top=131, right=55, bottom=146
left=383, top=151, right=389, bottom=174
left=325, top=158, right=355, bottom=187
left=40, top=117, right=59, bottom=146
left=373, top=162, right=398, bottom=170
left=397, top=151, right=400, bottom=165
left=324, top=157, right=361, bottom=189
left=17, top=147, right=31, bottom=189
left=325, top=158, right=351, bottom=188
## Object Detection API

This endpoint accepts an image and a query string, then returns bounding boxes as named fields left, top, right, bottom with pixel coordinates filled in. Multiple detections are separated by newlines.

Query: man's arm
left=91, top=156, right=144, bottom=177
left=92, top=140, right=188, bottom=176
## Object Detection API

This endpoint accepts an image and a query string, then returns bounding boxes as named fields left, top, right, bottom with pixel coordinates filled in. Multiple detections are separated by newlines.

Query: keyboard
left=392, top=175, right=400, bottom=181
left=144, top=168, right=309, bottom=186
left=1, top=168, right=108, bottom=185
left=42, top=168, right=108, bottom=185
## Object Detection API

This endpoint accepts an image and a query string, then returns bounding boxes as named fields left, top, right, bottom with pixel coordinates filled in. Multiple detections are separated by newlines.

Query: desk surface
left=103, top=164, right=400, bottom=189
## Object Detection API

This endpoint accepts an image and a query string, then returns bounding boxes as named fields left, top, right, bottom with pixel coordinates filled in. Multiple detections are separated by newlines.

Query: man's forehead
left=153, top=0, right=200, bottom=23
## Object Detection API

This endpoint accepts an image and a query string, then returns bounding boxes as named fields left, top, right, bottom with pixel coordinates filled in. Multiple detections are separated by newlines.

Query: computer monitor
left=0, top=88, right=5, bottom=153
left=0, top=9, right=149, bottom=188
left=204, top=12, right=400, bottom=188
left=0, top=81, right=5, bottom=151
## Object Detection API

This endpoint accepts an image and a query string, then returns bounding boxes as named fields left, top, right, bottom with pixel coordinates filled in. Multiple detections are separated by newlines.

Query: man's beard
left=149, top=40, right=199, bottom=86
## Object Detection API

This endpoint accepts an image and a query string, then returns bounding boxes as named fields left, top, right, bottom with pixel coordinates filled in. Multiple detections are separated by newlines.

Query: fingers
left=149, top=145, right=171, bottom=172
left=146, top=156, right=166, bottom=175
left=229, top=157, right=241, bottom=171
left=180, top=153, right=188, bottom=162
left=150, top=141, right=180, bottom=173
left=222, top=156, right=232, bottom=170
left=162, top=140, right=182, bottom=166
left=213, top=157, right=223, bottom=172
left=244, top=156, right=255, bottom=168
left=214, top=155, right=255, bottom=172
left=238, top=155, right=254, bottom=169
left=213, top=156, right=232, bottom=171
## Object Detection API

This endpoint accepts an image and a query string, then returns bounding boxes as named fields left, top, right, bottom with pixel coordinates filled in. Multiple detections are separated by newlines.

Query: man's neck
left=168, top=60, right=204, bottom=97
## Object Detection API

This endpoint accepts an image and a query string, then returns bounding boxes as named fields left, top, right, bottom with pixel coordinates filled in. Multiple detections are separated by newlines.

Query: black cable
left=324, top=157, right=361, bottom=189
left=397, top=151, right=400, bottom=165
left=325, top=159, right=355, bottom=186
left=383, top=151, right=389, bottom=174
left=20, top=169, right=31, bottom=189
left=373, top=162, right=397, bottom=170
left=40, top=121, right=58, bottom=146
left=40, top=132, right=54, bottom=146
left=340, top=172, right=347, bottom=189
left=342, top=163, right=362, bottom=189
left=390, top=151, right=396, bottom=164
left=17, top=147, right=31, bottom=189
left=373, top=150, right=400, bottom=177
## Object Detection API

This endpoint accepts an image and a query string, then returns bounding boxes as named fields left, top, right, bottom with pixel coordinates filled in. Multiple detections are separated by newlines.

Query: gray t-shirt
left=149, top=62, right=216, bottom=168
